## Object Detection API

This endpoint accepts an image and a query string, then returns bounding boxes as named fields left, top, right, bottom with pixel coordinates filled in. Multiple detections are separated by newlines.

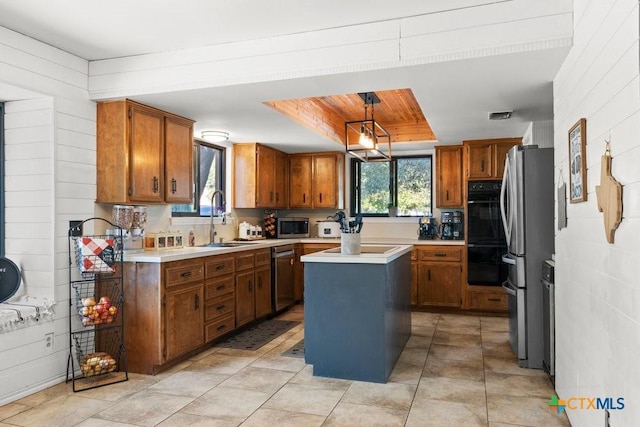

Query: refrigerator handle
left=502, top=254, right=516, bottom=265
left=500, top=157, right=512, bottom=244
left=502, top=280, right=516, bottom=296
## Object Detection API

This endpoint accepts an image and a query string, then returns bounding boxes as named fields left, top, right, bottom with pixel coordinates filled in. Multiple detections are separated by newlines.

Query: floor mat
left=215, top=320, right=299, bottom=351
left=281, top=339, right=305, bottom=358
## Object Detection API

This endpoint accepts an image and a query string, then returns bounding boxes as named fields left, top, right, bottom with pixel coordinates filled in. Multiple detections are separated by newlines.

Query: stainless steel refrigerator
left=500, top=145, right=554, bottom=369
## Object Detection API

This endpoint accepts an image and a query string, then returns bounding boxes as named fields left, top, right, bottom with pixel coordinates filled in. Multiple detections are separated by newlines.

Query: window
left=171, top=140, right=226, bottom=217
left=350, top=155, right=432, bottom=216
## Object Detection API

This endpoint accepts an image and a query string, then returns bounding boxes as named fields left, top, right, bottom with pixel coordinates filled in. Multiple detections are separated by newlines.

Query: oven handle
left=502, top=280, right=517, bottom=296
left=502, top=254, right=516, bottom=265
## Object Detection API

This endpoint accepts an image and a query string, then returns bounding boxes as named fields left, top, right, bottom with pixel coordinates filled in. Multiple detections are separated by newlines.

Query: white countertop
left=300, top=244, right=413, bottom=264
left=123, top=237, right=463, bottom=263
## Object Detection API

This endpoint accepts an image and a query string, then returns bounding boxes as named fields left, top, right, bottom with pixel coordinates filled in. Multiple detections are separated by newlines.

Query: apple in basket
left=99, top=296, right=112, bottom=309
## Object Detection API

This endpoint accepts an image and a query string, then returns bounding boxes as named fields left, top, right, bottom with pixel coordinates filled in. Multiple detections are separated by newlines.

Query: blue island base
left=303, top=252, right=412, bottom=383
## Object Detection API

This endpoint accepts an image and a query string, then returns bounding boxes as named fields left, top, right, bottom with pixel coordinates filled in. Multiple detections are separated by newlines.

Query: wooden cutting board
left=595, top=149, right=623, bottom=244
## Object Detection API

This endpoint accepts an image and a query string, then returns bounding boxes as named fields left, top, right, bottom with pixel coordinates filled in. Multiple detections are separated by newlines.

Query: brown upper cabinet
left=289, top=152, right=344, bottom=209
left=233, top=143, right=288, bottom=209
left=435, top=145, right=463, bottom=208
left=96, top=99, right=194, bottom=204
left=463, top=138, right=521, bottom=180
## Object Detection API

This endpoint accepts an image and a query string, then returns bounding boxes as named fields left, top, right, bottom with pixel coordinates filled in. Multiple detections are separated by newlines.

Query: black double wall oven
left=466, top=181, right=507, bottom=286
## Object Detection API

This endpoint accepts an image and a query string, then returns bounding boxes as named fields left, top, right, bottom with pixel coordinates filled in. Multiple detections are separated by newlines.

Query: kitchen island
left=301, top=244, right=412, bottom=383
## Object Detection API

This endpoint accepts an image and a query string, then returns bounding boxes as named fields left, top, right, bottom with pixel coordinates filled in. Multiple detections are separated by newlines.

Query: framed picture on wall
left=568, top=118, right=587, bottom=203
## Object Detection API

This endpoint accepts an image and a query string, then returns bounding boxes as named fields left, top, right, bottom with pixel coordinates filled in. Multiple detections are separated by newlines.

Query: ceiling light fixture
left=345, top=92, right=391, bottom=162
left=201, top=130, right=230, bottom=143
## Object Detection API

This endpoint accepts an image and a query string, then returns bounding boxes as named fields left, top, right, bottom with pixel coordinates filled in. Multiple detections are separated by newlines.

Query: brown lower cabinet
left=123, top=248, right=272, bottom=375
left=414, top=246, right=463, bottom=308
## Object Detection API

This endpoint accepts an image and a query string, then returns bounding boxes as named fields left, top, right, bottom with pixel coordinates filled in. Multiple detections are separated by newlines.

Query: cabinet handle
left=481, top=160, right=485, bottom=172
left=270, top=191, right=274, bottom=202
left=217, top=304, right=226, bottom=311
left=216, top=284, right=226, bottom=291
left=181, top=271, right=192, bottom=278
left=171, top=178, right=177, bottom=194
left=153, top=176, right=159, bottom=193
left=434, top=253, right=447, bottom=257
left=319, top=193, right=323, bottom=203
left=303, top=193, right=306, bottom=203
left=194, top=294, right=199, bottom=309
left=290, top=258, right=294, bottom=266
left=276, top=192, right=279, bottom=202
left=446, top=190, right=449, bottom=200
left=488, top=298, right=501, bottom=302
left=217, top=324, right=227, bottom=331
left=428, top=269, right=431, bottom=281
left=215, top=264, right=225, bottom=271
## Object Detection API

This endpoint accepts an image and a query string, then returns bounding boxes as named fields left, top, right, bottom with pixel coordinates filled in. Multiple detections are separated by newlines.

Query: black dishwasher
left=272, top=245, right=296, bottom=312
left=541, top=259, right=555, bottom=384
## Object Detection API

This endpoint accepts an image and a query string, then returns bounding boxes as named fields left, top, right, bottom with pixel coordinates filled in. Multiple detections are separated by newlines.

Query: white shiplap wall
left=0, top=24, right=95, bottom=404
left=553, top=0, right=640, bottom=425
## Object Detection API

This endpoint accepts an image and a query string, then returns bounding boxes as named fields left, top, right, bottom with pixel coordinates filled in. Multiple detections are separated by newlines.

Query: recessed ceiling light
left=201, top=130, right=229, bottom=142
left=488, top=111, right=513, bottom=120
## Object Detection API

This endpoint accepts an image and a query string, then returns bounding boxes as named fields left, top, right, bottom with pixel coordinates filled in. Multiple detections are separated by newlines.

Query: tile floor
left=0, top=305, right=571, bottom=426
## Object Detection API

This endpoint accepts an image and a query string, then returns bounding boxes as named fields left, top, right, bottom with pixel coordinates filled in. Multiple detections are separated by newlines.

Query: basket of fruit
left=78, top=295, right=119, bottom=326
left=80, top=351, right=117, bottom=377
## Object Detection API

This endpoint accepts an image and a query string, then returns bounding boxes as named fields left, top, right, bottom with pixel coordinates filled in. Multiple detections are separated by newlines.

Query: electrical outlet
left=45, top=332, right=54, bottom=352
left=69, top=220, right=83, bottom=237
left=605, top=408, right=610, bottom=427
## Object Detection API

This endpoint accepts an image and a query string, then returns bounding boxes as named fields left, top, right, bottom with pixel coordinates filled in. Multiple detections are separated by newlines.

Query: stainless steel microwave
left=277, top=217, right=309, bottom=238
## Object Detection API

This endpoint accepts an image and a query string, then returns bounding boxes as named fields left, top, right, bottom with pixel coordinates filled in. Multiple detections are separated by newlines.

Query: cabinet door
left=274, top=150, right=288, bottom=208
left=417, top=263, right=462, bottom=307
left=129, top=105, right=165, bottom=202
left=436, top=146, right=463, bottom=207
left=255, top=266, right=272, bottom=318
left=164, top=115, right=194, bottom=203
left=256, top=145, right=276, bottom=207
left=493, top=141, right=518, bottom=178
left=165, top=284, right=204, bottom=360
left=466, top=143, right=493, bottom=179
left=313, top=154, right=338, bottom=208
left=235, top=270, right=255, bottom=327
left=410, top=261, right=418, bottom=306
left=289, top=155, right=313, bottom=208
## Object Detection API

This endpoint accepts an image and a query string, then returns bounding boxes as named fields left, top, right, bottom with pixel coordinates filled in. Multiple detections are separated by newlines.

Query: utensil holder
left=341, top=233, right=361, bottom=255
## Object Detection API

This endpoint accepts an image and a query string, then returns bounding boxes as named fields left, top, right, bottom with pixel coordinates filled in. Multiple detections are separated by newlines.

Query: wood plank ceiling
left=264, top=88, right=437, bottom=146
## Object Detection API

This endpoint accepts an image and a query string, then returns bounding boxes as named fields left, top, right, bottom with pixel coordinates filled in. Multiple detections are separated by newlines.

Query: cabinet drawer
left=205, top=276, right=234, bottom=300
left=255, top=249, right=271, bottom=266
left=468, top=290, right=508, bottom=311
left=418, top=247, right=462, bottom=262
left=205, top=295, right=235, bottom=322
left=205, top=256, right=234, bottom=278
left=205, top=313, right=235, bottom=342
left=235, top=252, right=255, bottom=271
left=165, top=262, right=204, bottom=288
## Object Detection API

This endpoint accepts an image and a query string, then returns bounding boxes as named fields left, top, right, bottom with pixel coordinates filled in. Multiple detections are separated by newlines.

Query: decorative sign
left=0, top=257, right=21, bottom=303
left=568, top=118, right=587, bottom=203
left=595, top=140, right=623, bottom=244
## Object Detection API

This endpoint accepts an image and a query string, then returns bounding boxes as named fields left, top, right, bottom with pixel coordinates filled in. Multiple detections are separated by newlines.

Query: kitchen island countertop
left=300, top=244, right=413, bottom=264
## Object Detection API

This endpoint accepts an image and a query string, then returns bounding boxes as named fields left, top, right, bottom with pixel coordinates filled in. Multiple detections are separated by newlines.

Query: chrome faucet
left=209, top=189, right=226, bottom=244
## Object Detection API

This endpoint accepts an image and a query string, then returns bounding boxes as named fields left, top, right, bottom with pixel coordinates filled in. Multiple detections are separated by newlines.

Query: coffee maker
left=418, top=217, right=438, bottom=240
left=440, top=211, right=464, bottom=240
